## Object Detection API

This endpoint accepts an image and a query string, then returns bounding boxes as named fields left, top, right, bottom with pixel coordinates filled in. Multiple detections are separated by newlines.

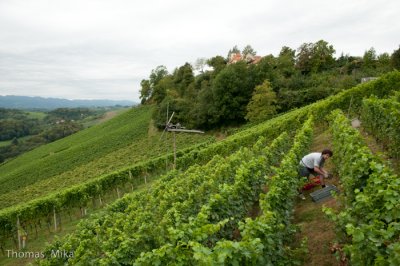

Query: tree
left=277, top=46, right=296, bottom=78
left=194, top=58, right=208, bottom=73
left=336, top=53, right=350, bottom=68
left=152, top=76, right=174, bottom=104
left=363, top=47, right=377, bottom=69
left=212, top=61, right=253, bottom=125
left=245, top=80, right=277, bottom=122
left=191, top=74, right=224, bottom=129
left=242, top=45, right=257, bottom=57
left=250, top=55, right=278, bottom=86
left=173, top=63, right=194, bottom=97
left=227, top=45, right=240, bottom=60
left=207, top=56, right=227, bottom=74
left=140, top=65, right=169, bottom=104
left=311, top=40, right=336, bottom=72
left=377, top=53, right=391, bottom=73
left=11, top=137, right=19, bottom=146
left=139, top=79, right=151, bottom=104
left=391, top=46, right=400, bottom=69
left=295, top=40, right=335, bottom=74
left=150, top=65, right=169, bottom=86
left=296, top=42, right=314, bottom=74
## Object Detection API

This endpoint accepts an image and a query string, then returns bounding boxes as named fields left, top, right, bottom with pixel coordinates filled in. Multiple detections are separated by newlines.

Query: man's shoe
left=298, top=193, right=306, bottom=200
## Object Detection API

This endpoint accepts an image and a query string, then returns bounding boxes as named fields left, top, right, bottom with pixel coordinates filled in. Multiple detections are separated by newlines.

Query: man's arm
left=313, top=166, right=328, bottom=185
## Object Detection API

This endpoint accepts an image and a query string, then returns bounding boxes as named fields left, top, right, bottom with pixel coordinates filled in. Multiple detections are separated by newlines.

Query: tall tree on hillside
left=139, top=65, right=169, bottom=104
left=336, top=53, right=350, bottom=68
left=250, top=55, right=278, bottom=87
left=139, top=79, right=151, bottom=104
left=207, top=56, right=227, bottom=75
left=190, top=83, right=219, bottom=129
left=194, top=58, right=208, bottom=73
left=212, top=61, right=253, bottom=125
left=173, top=63, right=195, bottom=97
left=296, top=42, right=314, bottom=74
left=377, top=53, right=392, bottom=73
left=277, top=46, right=296, bottom=78
left=150, top=65, right=169, bottom=86
left=296, top=40, right=335, bottom=74
left=242, top=45, right=257, bottom=57
left=245, top=80, right=277, bottom=122
left=391, top=46, right=400, bottom=69
left=151, top=77, right=178, bottom=126
left=311, top=40, right=336, bottom=72
left=152, top=75, right=174, bottom=104
left=227, top=45, right=241, bottom=60
left=363, top=47, right=377, bottom=69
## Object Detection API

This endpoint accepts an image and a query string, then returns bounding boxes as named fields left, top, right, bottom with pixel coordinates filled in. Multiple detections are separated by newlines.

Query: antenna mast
left=160, top=108, right=204, bottom=169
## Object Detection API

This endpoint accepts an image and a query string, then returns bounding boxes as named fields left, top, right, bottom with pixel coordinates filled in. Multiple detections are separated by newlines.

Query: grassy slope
left=0, top=105, right=213, bottom=210
left=0, top=106, right=151, bottom=191
left=80, top=108, right=128, bottom=128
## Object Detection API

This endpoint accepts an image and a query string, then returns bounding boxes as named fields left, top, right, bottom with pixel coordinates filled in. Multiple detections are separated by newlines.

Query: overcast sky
left=0, top=0, right=399, bottom=102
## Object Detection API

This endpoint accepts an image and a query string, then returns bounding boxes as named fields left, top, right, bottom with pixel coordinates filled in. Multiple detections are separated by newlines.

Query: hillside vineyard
left=0, top=71, right=399, bottom=265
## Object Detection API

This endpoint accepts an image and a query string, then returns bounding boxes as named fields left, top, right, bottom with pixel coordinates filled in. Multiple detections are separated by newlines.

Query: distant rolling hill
left=0, top=95, right=136, bottom=109
left=0, top=105, right=214, bottom=210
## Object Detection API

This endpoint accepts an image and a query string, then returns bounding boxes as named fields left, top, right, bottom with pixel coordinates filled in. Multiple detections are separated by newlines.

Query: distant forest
left=0, top=108, right=107, bottom=162
left=139, top=40, right=400, bottom=129
left=0, top=95, right=135, bottom=109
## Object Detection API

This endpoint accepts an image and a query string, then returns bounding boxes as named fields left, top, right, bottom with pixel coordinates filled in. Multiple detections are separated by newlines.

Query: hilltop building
left=228, top=53, right=263, bottom=65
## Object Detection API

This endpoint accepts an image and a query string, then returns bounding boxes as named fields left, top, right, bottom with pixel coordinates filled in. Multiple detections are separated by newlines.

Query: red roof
left=228, top=53, right=263, bottom=64
left=228, top=53, right=242, bottom=64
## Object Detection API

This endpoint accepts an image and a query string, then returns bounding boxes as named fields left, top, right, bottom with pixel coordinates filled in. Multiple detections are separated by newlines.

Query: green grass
left=0, top=136, right=32, bottom=147
left=81, top=108, right=129, bottom=128
left=25, top=111, right=47, bottom=120
left=0, top=139, right=11, bottom=147
left=0, top=105, right=214, bottom=210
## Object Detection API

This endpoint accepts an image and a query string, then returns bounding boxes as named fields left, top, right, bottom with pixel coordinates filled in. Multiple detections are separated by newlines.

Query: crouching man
left=298, top=149, right=333, bottom=200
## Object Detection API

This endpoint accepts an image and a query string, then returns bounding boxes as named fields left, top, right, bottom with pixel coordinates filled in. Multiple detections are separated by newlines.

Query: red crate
left=303, top=176, right=321, bottom=190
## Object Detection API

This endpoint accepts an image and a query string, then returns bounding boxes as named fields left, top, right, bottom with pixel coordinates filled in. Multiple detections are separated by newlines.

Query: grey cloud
left=0, top=0, right=399, bottom=102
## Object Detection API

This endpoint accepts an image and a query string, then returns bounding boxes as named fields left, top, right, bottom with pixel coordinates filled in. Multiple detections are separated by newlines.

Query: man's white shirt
left=300, top=152, right=322, bottom=169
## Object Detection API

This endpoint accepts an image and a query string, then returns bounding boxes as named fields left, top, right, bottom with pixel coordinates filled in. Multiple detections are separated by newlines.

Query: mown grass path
left=293, top=125, right=341, bottom=266
left=292, top=120, right=399, bottom=266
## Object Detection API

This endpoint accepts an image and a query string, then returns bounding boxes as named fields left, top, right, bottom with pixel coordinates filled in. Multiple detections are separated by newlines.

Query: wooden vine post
left=34, top=221, right=38, bottom=238
left=16, top=216, right=21, bottom=250
left=22, top=236, right=26, bottom=249
left=53, top=206, right=57, bottom=232
left=129, top=171, right=134, bottom=191
left=347, top=95, right=354, bottom=117
left=173, top=131, right=177, bottom=169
